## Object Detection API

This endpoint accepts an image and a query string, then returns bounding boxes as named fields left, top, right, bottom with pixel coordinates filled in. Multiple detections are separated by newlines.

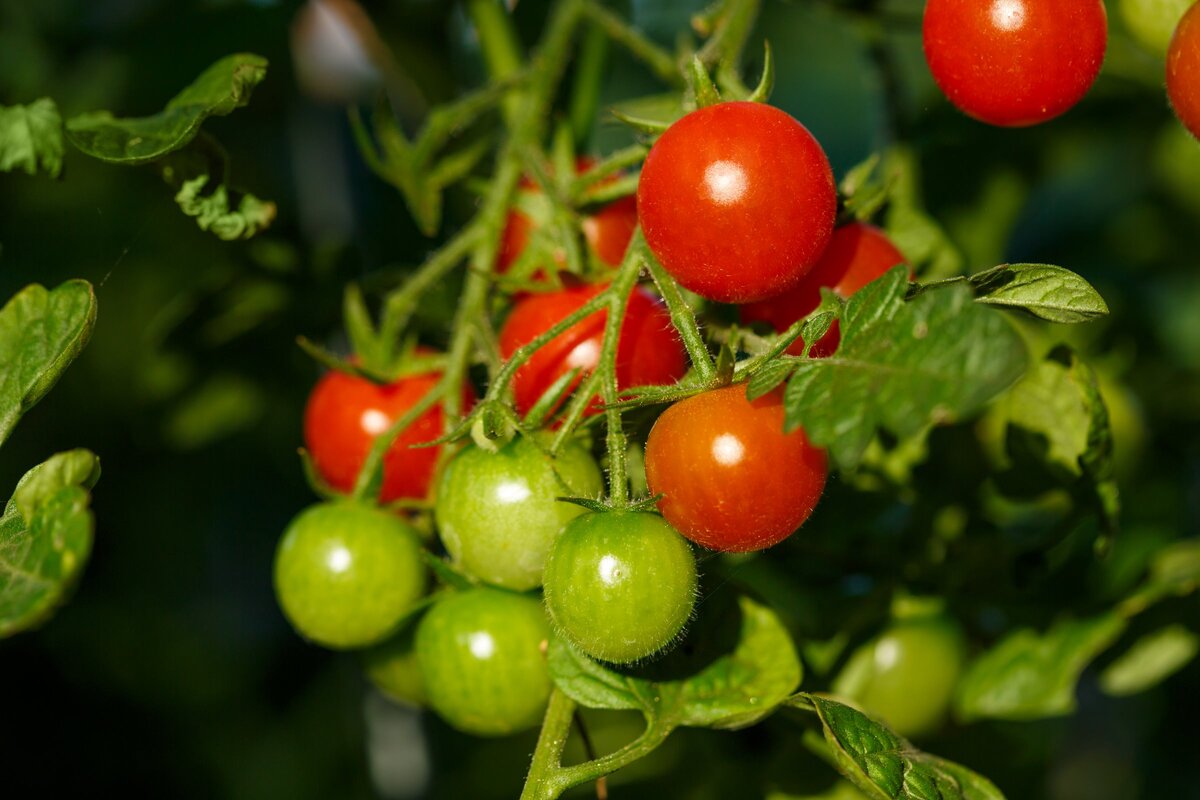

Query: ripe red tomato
left=1169, top=2, right=1200, bottom=139
left=498, top=157, right=638, bottom=284
left=636, top=101, right=837, bottom=305
left=923, top=0, right=1108, bottom=127
left=740, top=223, right=908, bottom=357
left=644, top=385, right=828, bottom=552
left=304, top=362, right=470, bottom=502
left=498, top=284, right=687, bottom=417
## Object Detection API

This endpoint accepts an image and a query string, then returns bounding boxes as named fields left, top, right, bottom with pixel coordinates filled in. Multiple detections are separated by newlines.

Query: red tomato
left=1169, top=2, right=1200, bottom=140
left=636, top=102, right=837, bottom=304
left=498, top=157, right=638, bottom=284
left=923, top=0, right=1108, bottom=127
left=740, top=223, right=908, bottom=357
left=498, top=284, right=687, bottom=417
left=304, top=362, right=469, bottom=502
left=644, top=385, right=827, bottom=552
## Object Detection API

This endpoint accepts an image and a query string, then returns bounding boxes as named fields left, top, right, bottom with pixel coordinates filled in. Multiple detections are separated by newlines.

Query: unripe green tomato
left=274, top=502, right=426, bottom=649
left=434, top=435, right=604, bottom=590
left=543, top=511, right=697, bottom=663
left=416, top=587, right=552, bottom=736
left=832, top=616, right=966, bottom=738
left=364, top=623, right=426, bottom=706
left=1120, top=0, right=1192, bottom=54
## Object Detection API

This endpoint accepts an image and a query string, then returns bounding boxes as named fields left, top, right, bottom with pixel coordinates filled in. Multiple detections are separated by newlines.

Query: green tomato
left=832, top=616, right=966, bottom=738
left=364, top=623, right=426, bottom=707
left=274, top=502, right=426, bottom=649
left=543, top=511, right=697, bottom=663
left=435, top=434, right=604, bottom=590
left=1120, top=0, right=1192, bottom=54
left=416, top=587, right=552, bottom=736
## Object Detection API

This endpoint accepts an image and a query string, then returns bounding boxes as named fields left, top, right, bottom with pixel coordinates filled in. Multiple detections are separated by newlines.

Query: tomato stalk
left=644, top=246, right=717, bottom=382
left=578, top=1, right=684, bottom=89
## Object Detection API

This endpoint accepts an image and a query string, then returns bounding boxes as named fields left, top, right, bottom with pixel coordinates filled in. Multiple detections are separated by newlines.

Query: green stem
left=570, top=144, right=648, bottom=198
left=467, top=0, right=526, bottom=122
left=556, top=719, right=674, bottom=788
left=597, top=242, right=644, bottom=508
left=580, top=0, right=685, bottom=88
left=520, top=688, right=578, bottom=800
left=351, top=382, right=447, bottom=501
left=643, top=246, right=715, bottom=381
left=569, top=23, right=610, bottom=149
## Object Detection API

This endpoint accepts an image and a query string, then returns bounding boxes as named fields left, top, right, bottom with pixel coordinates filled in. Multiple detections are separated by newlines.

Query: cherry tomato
left=434, top=434, right=604, bottom=590
left=543, top=511, right=697, bottom=663
left=644, top=385, right=827, bottom=551
left=416, top=587, right=551, bottom=736
left=741, top=223, right=907, bottom=357
left=637, top=101, right=837, bottom=304
left=274, top=502, right=426, bottom=649
left=832, top=615, right=967, bottom=738
left=1169, top=2, right=1200, bottom=140
left=304, top=361, right=471, bottom=502
left=498, top=284, right=687, bottom=417
left=498, top=157, right=638, bottom=284
left=364, top=622, right=426, bottom=707
left=923, top=0, right=1108, bottom=127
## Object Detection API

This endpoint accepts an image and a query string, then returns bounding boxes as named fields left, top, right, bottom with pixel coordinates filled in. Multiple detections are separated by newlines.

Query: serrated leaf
left=1099, top=625, right=1199, bottom=696
left=746, top=359, right=796, bottom=401
left=781, top=269, right=1026, bottom=469
left=549, top=596, right=801, bottom=729
left=66, top=53, right=268, bottom=164
left=0, top=98, right=64, bottom=178
left=970, top=264, right=1109, bottom=323
left=0, top=281, right=97, bottom=448
left=955, top=613, right=1127, bottom=721
left=795, top=694, right=1005, bottom=800
left=172, top=173, right=276, bottom=241
left=1, top=452, right=99, bottom=637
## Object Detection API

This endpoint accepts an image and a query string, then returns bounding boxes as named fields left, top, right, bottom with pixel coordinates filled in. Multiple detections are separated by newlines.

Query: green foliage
left=171, top=173, right=276, bottom=241
left=0, top=98, right=64, bottom=177
left=1099, top=625, right=1200, bottom=697
left=0, top=281, right=97, bottom=447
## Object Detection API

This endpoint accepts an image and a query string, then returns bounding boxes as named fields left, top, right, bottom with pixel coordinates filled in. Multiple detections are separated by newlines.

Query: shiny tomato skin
left=741, top=223, right=907, bottom=357
left=499, top=284, right=688, bottom=416
left=923, top=0, right=1108, bottom=127
left=644, top=386, right=828, bottom=552
left=498, top=157, right=639, bottom=280
left=1169, top=3, right=1200, bottom=140
left=304, top=365, right=469, bottom=502
left=637, top=101, right=837, bottom=304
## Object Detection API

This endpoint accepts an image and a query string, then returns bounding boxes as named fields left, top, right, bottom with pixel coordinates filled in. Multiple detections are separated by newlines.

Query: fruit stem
left=466, top=0, right=526, bottom=123
left=569, top=23, right=610, bottom=149
left=644, top=245, right=716, bottom=381
left=597, top=234, right=644, bottom=508
left=520, top=687, right=577, bottom=800
left=579, top=1, right=684, bottom=88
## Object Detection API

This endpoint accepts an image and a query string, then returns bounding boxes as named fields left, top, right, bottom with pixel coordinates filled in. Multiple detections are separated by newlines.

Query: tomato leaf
left=0, top=98, right=65, bottom=178
left=548, top=596, right=801, bottom=730
left=781, top=268, right=1027, bottom=469
left=790, top=694, right=1006, bottom=800
left=969, top=264, right=1109, bottom=323
left=1099, top=624, right=1199, bottom=697
left=0, top=281, right=97, bottom=448
left=954, top=613, right=1127, bottom=721
left=171, top=173, right=276, bottom=241
left=65, top=53, right=268, bottom=164
left=0, top=450, right=99, bottom=637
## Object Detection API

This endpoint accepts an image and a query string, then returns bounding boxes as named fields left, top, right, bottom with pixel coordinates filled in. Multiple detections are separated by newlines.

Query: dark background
left=1, top=0, right=1198, bottom=798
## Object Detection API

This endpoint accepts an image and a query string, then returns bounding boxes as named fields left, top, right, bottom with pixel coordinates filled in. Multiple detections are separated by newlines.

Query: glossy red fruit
left=741, top=223, right=908, bottom=357
left=637, top=102, right=837, bottom=304
left=304, top=363, right=469, bottom=502
left=498, top=284, right=687, bottom=417
left=923, top=0, right=1108, bottom=127
left=644, top=385, right=828, bottom=552
left=1169, top=2, right=1200, bottom=139
left=498, top=157, right=638, bottom=283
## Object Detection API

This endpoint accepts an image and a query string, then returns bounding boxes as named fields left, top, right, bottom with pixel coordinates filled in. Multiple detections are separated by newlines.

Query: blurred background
left=1, top=0, right=1198, bottom=798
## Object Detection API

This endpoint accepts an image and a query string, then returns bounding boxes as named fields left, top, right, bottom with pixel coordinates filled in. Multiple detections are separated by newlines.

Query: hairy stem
left=644, top=247, right=715, bottom=381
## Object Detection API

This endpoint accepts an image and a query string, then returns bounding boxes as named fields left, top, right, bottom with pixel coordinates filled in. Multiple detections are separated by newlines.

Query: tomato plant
left=644, top=386, right=828, bottom=552
left=923, top=0, right=1108, bottom=126
left=1169, top=1, right=1200, bottom=139
left=415, top=587, right=552, bottom=736
left=499, top=284, right=687, bottom=416
left=637, top=101, right=837, bottom=304
left=543, top=510, right=697, bottom=664
left=434, top=434, right=604, bottom=590
left=304, top=363, right=464, bottom=502
left=273, top=502, right=426, bottom=649
left=740, top=222, right=908, bottom=356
